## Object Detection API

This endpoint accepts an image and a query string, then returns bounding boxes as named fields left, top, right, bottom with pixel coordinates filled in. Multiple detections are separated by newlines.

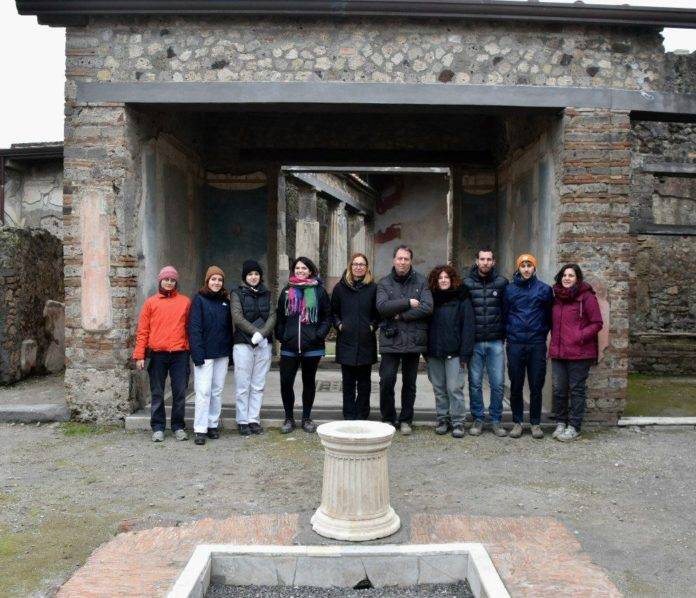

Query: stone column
left=294, top=185, right=320, bottom=266
left=349, top=213, right=367, bottom=257
left=63, top=104, right=139, bottom=423
left=276, top=172, right=290, bottom=291
left=327, top=201, right=348, bottom=291
left=557, top=108, right=631, bottom=424
left=311, top=421, right=401, bottom=542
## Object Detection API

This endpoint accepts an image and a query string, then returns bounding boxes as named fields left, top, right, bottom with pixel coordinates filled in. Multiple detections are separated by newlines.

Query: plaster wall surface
left=374, top=173, right=450, bottom=277
left=3, top=161, right=63, bottom=239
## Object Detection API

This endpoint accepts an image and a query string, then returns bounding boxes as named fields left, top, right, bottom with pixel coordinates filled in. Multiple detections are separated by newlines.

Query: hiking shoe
left=249, top=422, right=264, bottom=435
left=280, top=419, right=296, bottom=434
left=399, top=422, right=413, bottom=436
left=492, top=422, right=508, bottom=437
left=194, top=433, right=206, bottom=445
left=531, top=424, right=544, bottom=439
left=558, top=425, right=580, bottom=442
left=469, top=419, right=484, bottom=436
left=435, top=420, right=450, bottom=435
left=207, top=428, right=220, bottom=439
left=509, top=423, right=523, bottom=439
left=238, top=424, right=251, bottom=436
left=302, top=418, right=317, bottom=433
left=152, top=430, right=164, bottom=442
left=552, top=423, right=566, bottom=440
left=451, top=423, right=465, bottom=439
left=174, top=429, right=188, bottom=441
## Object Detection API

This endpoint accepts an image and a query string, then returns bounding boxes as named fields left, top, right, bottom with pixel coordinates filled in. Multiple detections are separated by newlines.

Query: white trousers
left=233, top=343, right=272, bottom=424
left=193, top=357, right=229, bottom=433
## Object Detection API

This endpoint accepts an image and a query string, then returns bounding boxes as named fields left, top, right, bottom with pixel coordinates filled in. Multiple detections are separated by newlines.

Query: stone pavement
left=0, top=373, right=70, bottom=423
left=56, top=513, right=621, bottom=597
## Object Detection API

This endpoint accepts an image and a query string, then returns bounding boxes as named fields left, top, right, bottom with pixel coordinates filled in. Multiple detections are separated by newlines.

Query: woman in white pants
left=231, top=260, right=276, bottom=435
left=188, top=266, right=233, bottom=445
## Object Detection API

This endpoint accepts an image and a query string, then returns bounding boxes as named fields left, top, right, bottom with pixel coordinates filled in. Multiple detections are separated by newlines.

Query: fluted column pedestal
left=311, top=421, right=401, bottom=542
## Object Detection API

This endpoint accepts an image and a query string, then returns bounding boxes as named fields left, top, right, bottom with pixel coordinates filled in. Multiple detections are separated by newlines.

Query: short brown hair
left=428, top=264, right=462, bottom=291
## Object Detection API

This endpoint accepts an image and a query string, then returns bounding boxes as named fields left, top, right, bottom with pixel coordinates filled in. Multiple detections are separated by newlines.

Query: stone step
left=124, top=405, right=556, bottom=431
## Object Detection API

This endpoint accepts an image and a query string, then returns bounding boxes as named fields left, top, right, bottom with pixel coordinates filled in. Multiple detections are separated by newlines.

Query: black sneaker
left=249, top=422, right=264, bottom=435
left=207, top=428, right=220, bottom=439
left=194, top=433, right=206, bottom=446
left=435, top=420, right=450, bottom=435
left=238, top=424, right=251, bottom=436
left=280, top=419, right=296, bottom=434
left=451, top=423, right=465, bottom=439
left=302, top=418, right=317, bottom=433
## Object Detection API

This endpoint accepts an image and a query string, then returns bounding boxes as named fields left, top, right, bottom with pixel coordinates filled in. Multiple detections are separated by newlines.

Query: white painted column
left=327, top=201, right=348, bottom=291
left=349, top=213, right=367, bottom=257
left=311, top=421, right=401, bottom=542
left=294, top=185, right=320, bottom=266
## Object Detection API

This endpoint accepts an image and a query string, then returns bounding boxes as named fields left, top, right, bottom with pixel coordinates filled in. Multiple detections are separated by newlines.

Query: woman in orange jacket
left=133, top=266, right=191, bottom=442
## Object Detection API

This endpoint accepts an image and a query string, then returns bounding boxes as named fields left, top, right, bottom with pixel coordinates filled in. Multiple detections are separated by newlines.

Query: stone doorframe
left=64, top=81, right=696, bottom=423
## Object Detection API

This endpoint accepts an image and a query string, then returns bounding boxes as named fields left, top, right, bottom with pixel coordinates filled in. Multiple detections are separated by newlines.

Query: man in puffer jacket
left=376, top=245, right=433, bottom=435
left=503, top=254, right=553, bottom=439
left=462, top=248, right=508, bottom=437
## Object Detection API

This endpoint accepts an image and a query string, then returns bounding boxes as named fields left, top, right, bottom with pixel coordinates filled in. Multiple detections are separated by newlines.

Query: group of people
left=133, top=244, right=603, bottom=445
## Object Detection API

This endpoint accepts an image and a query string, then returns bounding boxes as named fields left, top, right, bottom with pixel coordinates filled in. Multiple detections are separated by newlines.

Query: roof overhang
left=0, top=143, right=64, bottom=161
left=15, top=0, right=696, bottom=29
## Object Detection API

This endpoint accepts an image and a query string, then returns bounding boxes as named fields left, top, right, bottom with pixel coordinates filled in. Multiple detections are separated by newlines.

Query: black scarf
left=392, top=267, right=412, bottom=284
left=433, top=287, right=463, bottom=306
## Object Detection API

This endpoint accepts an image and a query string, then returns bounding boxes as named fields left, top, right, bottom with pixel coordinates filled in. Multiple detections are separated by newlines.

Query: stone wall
left=3, top=160, right=63, bottom=239
left=0, top=228, right=64, bottom=385
left=629, top=117, right=696, bottom=375
left=67, top=17, right=665, bottom=90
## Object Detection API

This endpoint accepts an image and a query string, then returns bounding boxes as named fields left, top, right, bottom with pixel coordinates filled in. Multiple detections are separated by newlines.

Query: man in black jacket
left=376, top=245, right=433, bottom=435
left=462, top=248, right=509, bottom=437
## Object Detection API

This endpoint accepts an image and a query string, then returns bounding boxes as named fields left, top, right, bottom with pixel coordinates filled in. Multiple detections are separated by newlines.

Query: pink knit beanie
left=158, top=266, right=179, bottom=283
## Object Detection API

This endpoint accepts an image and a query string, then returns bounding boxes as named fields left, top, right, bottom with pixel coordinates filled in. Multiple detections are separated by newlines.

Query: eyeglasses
left=351, top=263, right=367, bottom=268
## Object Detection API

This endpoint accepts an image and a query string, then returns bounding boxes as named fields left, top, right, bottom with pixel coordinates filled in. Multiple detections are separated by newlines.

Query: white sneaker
left=152, top=430, right=164, bottom=442
left=174, top=429, right=188, bottom=441
left=400, top=422, right=413, bottom=436
left=552, top=423, right=566, bottom=440
left=558, top=425, right=580, bottom=442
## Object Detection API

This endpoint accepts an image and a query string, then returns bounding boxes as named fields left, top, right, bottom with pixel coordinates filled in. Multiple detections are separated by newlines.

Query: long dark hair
left=291, top=256, right=318, bottom=278
left=554, top=263, right=584, bottom=286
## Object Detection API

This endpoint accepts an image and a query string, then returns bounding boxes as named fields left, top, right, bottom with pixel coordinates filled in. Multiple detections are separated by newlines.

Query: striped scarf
left=286, top=276, right=319, bottom=324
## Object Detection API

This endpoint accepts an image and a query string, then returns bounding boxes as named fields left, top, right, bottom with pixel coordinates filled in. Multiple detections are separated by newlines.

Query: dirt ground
left=1, top=419, right=695, bottom=597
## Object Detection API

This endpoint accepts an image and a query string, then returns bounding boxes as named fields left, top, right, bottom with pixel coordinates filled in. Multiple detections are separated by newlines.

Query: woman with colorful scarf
left=275, top=256, right=331, bottom=433
left=550, top=263, right=603, bottom=442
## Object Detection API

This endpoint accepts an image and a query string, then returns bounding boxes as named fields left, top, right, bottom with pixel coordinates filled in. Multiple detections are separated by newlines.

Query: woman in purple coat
left=549, top=263, right=603, bottom=442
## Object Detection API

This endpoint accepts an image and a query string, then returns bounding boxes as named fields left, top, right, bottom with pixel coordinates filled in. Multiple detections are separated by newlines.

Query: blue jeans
left=468, top=340, right=505, bottom=422
left=507, top=343, right=547, bottom=425
left=427, top=356, right=465, bottom=424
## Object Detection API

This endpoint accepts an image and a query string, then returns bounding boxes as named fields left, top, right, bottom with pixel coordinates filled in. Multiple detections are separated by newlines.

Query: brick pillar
left=557, top=108, right=631, bottom=424
left=64, top=104, right=139, bottom=423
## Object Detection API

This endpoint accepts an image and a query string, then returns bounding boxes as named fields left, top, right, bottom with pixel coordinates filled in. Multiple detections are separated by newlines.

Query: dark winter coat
left=188, top=292, right=233, bottom=366
left=462, top=265, right=508, bottom=343
left=231, top=283, right=276, bottom=346
left=331, top=275, right=379, bottom=366
left=503, top=273, right=554, bottom=345
left=376, top=268, right=433, bottom=354
left=426, top=287, right=476, bottom=361
left=275, top=283, right=331, bottom=355
left=550, top=282, right=604, bottom=361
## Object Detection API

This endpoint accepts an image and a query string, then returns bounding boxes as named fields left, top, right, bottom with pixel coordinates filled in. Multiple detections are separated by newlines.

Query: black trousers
left=379, top=353, right=420, bottom=425
left=341, top=364, right=372, bottom=420
left=279, top=355, right=321, bottom=420
left=507, top=343, right=547, bottom=425
left=148, top=350, right=190, bottom=432
left=552, top=358, right=593, bottom=431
